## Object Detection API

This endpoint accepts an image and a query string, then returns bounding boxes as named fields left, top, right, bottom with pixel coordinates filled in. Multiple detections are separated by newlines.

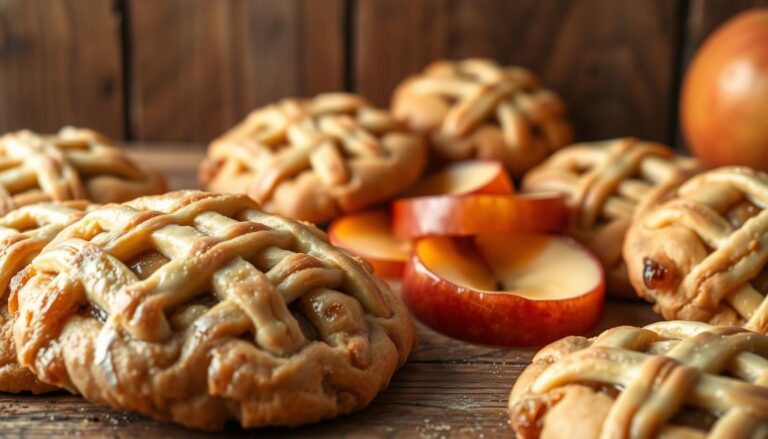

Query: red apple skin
left=401, top=238, right=605, bottom=347
left=392, top=194, right=568, bottom=239
left=681, top=9, right=768, bottom=171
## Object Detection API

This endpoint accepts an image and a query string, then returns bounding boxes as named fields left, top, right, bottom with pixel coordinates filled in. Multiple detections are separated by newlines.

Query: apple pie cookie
left=0, top=201, right=89, bottom=393
left=510, top=321, right=768, bottom=438
left=523, top=138, right=702, bottom=298
left=0, top=127, right=165, bottom=214
left=200, top=93, right=426, bottom=224
left=11, top=191, right=416, bottom=429
left=392, top=58, right=572, bottom=177
left=625, top=167, right=768, bottom=331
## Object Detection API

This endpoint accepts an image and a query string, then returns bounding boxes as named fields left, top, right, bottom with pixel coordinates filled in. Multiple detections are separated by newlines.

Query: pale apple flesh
left=402, top=160, right=514, bottom=197
left=392, top=193, right=568, bottom=239
left=328, top=209, right=411, bottom=279
left=402, top=234, right=605, bottom=347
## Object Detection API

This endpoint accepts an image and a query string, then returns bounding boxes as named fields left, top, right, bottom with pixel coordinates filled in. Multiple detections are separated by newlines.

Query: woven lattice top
left=625, top=167, right=768, bottom=330
left=200, top=93, right=425, bottom=223
left=523, top=139, right=701, bottom=297
left=0, top=201, right=89, bottom=300
left=510, top=321, right=768, bottom=439
left=0, top=201, right=89, bottom=394
left=523, top=138, right=701, bottom=230
left=0, top=127, right=165, bottom=214
left=11, top=190, right=415, bottom=429
left=392, top=58, right=572, bottom=177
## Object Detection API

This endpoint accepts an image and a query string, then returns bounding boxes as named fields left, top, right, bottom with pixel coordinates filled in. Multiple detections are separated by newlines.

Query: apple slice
left=328, top=209, right=410, bottom=279
left=402, top=233, right=605, bottom=347
left=392, top=193, right=568, bottom=239
left=403, top=160, right=514, bottom=197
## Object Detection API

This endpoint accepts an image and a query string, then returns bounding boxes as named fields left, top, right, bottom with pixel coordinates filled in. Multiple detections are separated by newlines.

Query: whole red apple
left=681, top=9, right=768, bottom=171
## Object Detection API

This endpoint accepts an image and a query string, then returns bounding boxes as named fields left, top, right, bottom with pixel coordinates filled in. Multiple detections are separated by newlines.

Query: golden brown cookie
left=200, top=93, right=426, bottom=224
left=523, top=138, right=702, bottom=299
left=11, top=191, right=416, bottom=429
left=0, top=127, right=166, bottom=214
left=509, top=321, right=768, bottom=438
left=0, top=201, right=89, bottom=393
left=625, top=167, right=768, bottom=330
left=392, top=58, right=572, bottom=177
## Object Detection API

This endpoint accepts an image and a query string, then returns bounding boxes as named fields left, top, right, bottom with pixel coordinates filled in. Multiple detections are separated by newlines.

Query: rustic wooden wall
left=0, top=0, right=766, bottom=145
left=355, top=0, right=680, bottom=144
left=0, top=0, right=124, bottom=138
left=128, top=0, right=345, bottom=142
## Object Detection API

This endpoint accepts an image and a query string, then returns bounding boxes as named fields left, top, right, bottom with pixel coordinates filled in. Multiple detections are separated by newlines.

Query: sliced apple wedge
left=392, top=193, right=568, bottom=239
left=328, top=209, right=411, bottom=279
left=402, top=234, right=605, bottom=347
left=402, top=160, right=514, bottom=197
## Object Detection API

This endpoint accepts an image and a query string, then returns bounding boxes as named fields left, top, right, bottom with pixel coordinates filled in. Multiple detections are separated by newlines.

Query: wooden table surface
left=0, top=146, right=663, bottom=438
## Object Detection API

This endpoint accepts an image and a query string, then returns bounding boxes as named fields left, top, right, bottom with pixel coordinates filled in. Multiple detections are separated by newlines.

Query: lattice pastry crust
left=200, top=93, right=426, bottom=224
left=11, top=191, right=416, bottom=429
left=0, top=127, right=165, bottom=215
left=0, top=201, right=89, bottom=393
left=509, top=321, right=768, bottom=439
left=625, top=167, right=768, bottom=331
left=523, top=138, right=702, bottom=298
left=392, top=58, right=572, bottom=177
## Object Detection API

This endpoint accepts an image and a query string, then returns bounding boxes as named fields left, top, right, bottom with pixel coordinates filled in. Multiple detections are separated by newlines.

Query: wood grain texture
left=2, top=0, right=765, bottom=147
left=0, top=0, right=124, bottom=137
left=0, top=145, right=662, bottom=437
left=355, top=0, right=681, bottom=144
left=128, top=0, right=345, bottom=143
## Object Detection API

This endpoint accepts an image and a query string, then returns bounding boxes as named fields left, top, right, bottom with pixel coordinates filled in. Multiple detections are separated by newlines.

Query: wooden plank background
left=0, top=0, right=124, bottom=138
left=128, top=0, right=345, bottom=142
left=0, top=0, right=766, bottom=146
